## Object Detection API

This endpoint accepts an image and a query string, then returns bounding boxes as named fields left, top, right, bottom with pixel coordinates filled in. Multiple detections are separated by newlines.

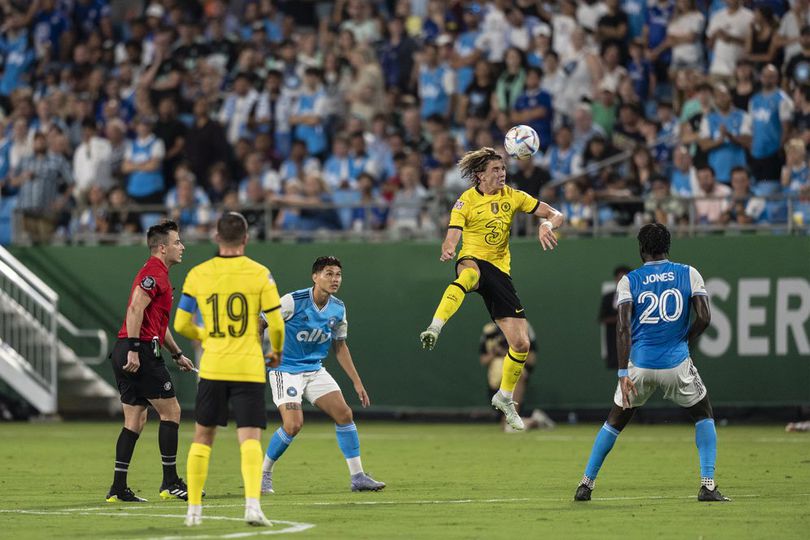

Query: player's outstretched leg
left=421, top=267, right=479, bottom=350
left=689, top=397, right=730, bottom=502
left=491, top=346, right=529, bottom=430
left=574, top=406, right=634, bottom=501
left=262, top=427, right=297, bottom=494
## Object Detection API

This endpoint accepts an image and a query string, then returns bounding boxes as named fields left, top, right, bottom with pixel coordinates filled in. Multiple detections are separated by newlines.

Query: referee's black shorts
left=110, top=338, right=176, bottom=407
left=195, top=378, right=267, bottom=429
left=456, top=256, right=526, bottom=321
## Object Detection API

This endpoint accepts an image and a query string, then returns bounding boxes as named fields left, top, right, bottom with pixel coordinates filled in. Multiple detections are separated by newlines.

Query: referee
left=174, top=212, right=285, bottom=527
left=107, top=220, right=196, bottom=503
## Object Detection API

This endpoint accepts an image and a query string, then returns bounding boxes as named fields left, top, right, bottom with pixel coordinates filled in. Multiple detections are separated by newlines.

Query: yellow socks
left=432, top=267, right=479, bottom=326
left=499, top=347, right=528, bottom=396
left=240, top=439, right=263, bottom=500
left=187, top=443, right=211, bottom=506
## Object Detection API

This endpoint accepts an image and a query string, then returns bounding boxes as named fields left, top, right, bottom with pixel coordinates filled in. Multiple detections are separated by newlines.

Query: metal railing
left=0, top=246, right=59, bottom=408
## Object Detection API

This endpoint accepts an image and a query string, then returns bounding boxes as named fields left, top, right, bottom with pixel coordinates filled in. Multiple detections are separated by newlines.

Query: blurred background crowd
left=0, top=0, right=809, bottom=245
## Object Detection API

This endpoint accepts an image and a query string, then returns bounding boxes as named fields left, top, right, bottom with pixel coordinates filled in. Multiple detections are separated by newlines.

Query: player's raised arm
left=532, top=201, right=564, bottom=251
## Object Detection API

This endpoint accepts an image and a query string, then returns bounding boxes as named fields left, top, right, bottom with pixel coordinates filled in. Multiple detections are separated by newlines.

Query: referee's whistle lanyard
left=151, top=336, right=160, bottom=357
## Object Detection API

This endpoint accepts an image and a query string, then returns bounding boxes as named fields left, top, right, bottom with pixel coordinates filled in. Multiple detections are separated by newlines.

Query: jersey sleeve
left=514, top=189, right=540, bottom=214
left=616, top=275, right=632, bottom=305
left=173, top=269, right=206, bottom=342
left=260, top=270, right=282, bottom=313
left=334, top=306, right=348, bottom=341
left=448, top=197, right=468, bottom=229
left=136, top=268, right=161, bottom=299
left=689, top=266, right=708, bottom=297
left=280, top=293, right=295, bottom=321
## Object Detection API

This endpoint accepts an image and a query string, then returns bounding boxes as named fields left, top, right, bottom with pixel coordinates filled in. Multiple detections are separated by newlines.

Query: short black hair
left=147, top=220, right=178, bottom=250
left=613, top=265, right=632, bottom=278
left=697, top=164, right=716, bottom=177
left=637, top=223, right=671, bottom=258
left=217, top=212, right=248, bottom=246
left=312, top=256, right=342, bottom=274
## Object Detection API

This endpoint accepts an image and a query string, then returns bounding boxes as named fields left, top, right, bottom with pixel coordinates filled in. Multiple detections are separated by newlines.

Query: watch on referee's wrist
left=127, top=338, right=141, bottom=352
left=617, top=368, right=629, bottom=378
left=171, top=350, right=184, bottom=361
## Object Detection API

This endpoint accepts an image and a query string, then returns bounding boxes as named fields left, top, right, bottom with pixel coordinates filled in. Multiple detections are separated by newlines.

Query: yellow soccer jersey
left=175, top=255, right=282, bottom=383
left=448, top=185, right=540, bottom=275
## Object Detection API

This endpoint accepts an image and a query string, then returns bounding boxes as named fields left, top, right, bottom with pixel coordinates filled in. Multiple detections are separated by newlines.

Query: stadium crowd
left=0, top=0, right=809, bottom=245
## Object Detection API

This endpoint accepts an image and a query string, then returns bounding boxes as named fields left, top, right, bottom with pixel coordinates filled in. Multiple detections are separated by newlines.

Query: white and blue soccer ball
left=504, top=125, right=540, bottom=160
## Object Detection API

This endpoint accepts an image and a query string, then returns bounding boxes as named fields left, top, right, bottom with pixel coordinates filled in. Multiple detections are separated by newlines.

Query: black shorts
left=749, top=153, right=783, bottom=182
left=456, top=257, right=526, bottom=320
left=110, top=339, right=176, bottom=407
left=195, top=378, right=267, bottom=429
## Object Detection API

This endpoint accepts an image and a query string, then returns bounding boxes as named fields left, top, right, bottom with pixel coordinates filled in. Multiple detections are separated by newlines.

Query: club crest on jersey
left=491, top=202, right=499, bottom=214
left=502, top=202, right=511, bottom=212
left=453, top=200, right=464, bottom=210
left=163, top=381, right=172, bottom=391
left=327, top=317, right=338, bottom=329
left=296, top=329, right=331, bottom=344
left=140, top=276, right=156, bottom=290
left=286, top=386, right=298, bottom=397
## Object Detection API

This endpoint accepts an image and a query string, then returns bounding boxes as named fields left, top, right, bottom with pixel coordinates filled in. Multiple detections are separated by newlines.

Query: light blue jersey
left=616, top=260, right=707, bottom=370
left=276, top=287, right=348, bottom=374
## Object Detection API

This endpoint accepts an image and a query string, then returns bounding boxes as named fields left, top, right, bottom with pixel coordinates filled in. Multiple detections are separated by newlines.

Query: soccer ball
left=504, top=125, right=540, bottom=160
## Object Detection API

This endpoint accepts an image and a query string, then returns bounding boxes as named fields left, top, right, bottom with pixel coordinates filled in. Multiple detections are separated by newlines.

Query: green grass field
left=1, top=421, right=808, bottom=539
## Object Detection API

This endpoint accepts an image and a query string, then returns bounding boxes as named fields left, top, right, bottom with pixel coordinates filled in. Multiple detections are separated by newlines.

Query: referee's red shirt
left=117, top=256, right=173, bottom=345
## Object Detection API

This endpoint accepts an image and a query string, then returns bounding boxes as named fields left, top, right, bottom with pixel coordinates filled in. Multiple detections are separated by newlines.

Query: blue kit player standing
left=574, top=224, right=730, bottom=503
left=260, top=256, right=385, bottom=493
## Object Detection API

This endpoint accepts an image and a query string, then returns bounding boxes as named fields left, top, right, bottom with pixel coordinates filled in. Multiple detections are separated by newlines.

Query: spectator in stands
left=559, top=28, right=600, bottom=116
left=644, top=176, right=687, bottom=226
left=380, top=17, right=419, bottom=93
left=73, top=119, right=113, bottom=203
left=745, top=5, right=780, bottom=71
left=784, top=26, right=810, bottom=91
left=561, top=180, right=593, bottom=230
left=695, top=165, right=732, bottom=224
left=732, top=60, right=759, bottom=110
left=290, top=68, right=329, bottom=160
left=388, top=164, right=427, bottom=233
left=494, top=47, right=526, bottom=114
left=572, top=104, right=606, bottom=154
left=750, top=64, right=794, bottom=183
left=218, top=72, right=259, bottom=144
left=154, top=97, right=186, bottom=187
left=781, top=138, right=810, bottom=193
left=417, top=42, right=454, bottom=120
left=166, top=171, right=211, bottom=240
left=346, top=46, right=385, bottom=123
left=725, top=166, right=765, bottom=225
left=298, top=172, right=341, bottom=233
left=122, top=117, right=165, bottom=206
left=105, top=118, right=127, bottom=187
left=351, top=172, right=387, bottom=231
left=698, top=84, right=752, bottom=184
left=665, top=1, right=706, bottom=77
left=99, top=187, right=141, bottom=237
left=791, top=85, right=810, bottom=144
left=776, top=0, right=810, bottom=66
left=457, top=59, right=495, bottom=125
left=11, top=132, right=74, bottom=243
left=512, top=67, right=552, bottom=153
left=629, top=145, right=658, bottom=193
left=541, top=125, right=582, bottom=183
left=670, top=144, right=699, bottom=196
left=706, top=0, right=754, bottom=83
left=184, top=99, right=230, bottom=188
left=0, top=10, right=34, bottom=112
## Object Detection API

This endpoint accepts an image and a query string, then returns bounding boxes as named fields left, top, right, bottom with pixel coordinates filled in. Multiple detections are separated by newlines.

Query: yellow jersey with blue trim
left=448, top=185, right=540, bottom=275
left=176, top=255, right=282, bottom=383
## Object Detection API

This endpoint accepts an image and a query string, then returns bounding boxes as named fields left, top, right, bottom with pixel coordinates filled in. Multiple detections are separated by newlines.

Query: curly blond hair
left=457, top=147, right=503, bottom=185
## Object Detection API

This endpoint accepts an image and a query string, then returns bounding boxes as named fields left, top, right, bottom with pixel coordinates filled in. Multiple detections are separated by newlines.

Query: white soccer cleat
left=245, top=506, right=273, bottom=527
left=420, top=327, right=440, bottom=350
left=491, top=393, right=525, bottom=431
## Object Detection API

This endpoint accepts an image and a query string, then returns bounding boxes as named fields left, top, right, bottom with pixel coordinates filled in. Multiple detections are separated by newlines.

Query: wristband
left=127, top=338, right=141, bottom=352
left=617, top=368, right=629, bottom=378
left=171, top=350, right=183, bottom=360
left=540, top=221, right=553, bottom=230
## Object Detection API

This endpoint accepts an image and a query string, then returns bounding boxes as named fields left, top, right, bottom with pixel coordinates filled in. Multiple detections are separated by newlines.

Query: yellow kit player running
left=174, top=212, right=285, bottom=528
left=420, top=147, right=564, bottom=430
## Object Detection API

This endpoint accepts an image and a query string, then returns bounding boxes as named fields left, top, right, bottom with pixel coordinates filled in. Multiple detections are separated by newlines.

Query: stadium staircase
left=0, top=246, right=117, bottom=417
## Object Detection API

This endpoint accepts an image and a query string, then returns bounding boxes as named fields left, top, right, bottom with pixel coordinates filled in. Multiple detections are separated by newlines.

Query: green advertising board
left=11, top=235, right=810, bottom=411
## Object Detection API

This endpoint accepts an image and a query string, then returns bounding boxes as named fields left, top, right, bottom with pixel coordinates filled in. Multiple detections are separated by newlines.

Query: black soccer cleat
left=106, top=486, right=148, bottom=503
left=160, top=477, right=189, bottom=501
left=573, top=484, right=592, bottom=501
left=698, top=485, right=731, bottom=502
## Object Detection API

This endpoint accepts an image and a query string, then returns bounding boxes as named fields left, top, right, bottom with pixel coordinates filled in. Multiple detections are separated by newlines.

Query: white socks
left=347, top=457, right=363, bottom=476
left=262, top=456, right=275, bottom=473
left=498, top=389, right=514, bottom=400
left=701, top=477, right=715, bottom=491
